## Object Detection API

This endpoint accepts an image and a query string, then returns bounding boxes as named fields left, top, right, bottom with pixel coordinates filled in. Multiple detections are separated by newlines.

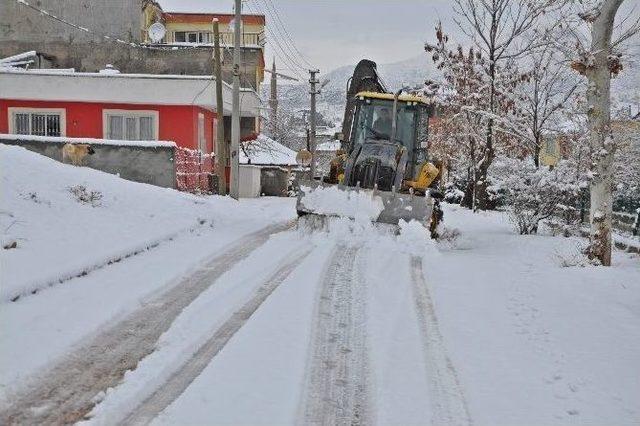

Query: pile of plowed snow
left=0, top=144, right=282, bottom=302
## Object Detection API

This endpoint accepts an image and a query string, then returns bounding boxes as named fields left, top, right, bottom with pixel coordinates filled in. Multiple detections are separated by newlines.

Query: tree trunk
left=585, top=0, right=624, bottom=266
left=533, top=133, right=541, bottom=168
left=475, top=56, right=497, bottom=211
left=473, top=151, right=493, bottom=210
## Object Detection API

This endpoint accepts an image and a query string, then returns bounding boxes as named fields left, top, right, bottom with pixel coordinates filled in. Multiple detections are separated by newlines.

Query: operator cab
left=343, top=92, right=434, bottom=189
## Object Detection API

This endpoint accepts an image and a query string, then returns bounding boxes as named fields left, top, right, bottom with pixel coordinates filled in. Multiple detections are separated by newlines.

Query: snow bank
left=421, top=204, right=640, bottom=425
left=0, top=144, right=272, bottom=302
left=298, top=185, right=384, bottom=221
left=0, top=134, right=176, bottom=148
left=0, top=144, right=297, bottom=394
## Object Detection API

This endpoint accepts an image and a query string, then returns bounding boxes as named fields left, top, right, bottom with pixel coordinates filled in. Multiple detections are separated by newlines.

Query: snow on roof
left=317, top=140, right=341, bottom=151
left=0, top=134, right=176, bottom=148
left=0, top=69, right=260, bottom=116
left=239, top=134, right=298, bottom=166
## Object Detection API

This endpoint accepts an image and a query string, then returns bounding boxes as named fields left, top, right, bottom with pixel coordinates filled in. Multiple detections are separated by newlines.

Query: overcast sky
left=158, top=0, right=640, bottom=78
left=158, top=0, right=459, bottom=74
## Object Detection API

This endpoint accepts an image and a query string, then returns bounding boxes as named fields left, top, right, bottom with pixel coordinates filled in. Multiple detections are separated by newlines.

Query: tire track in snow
left=121, top=246, right=313, bottom=425
left=299, top=245, right=371, bottom=426
left=0, top=221, right=293, bottom=426
left=410, top=256, right=473, bottom=426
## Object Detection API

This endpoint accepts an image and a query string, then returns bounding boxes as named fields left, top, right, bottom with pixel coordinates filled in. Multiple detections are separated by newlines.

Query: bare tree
left=519, top=44, right=580, bottom=166
left=441, top=0, right=555, bottom=209
left=426, top=21, right=536, bottom=210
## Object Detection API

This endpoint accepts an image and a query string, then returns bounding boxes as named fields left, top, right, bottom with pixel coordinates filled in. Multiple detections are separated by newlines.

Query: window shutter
left=125, top=117, right=137, bottom=140
left=109, top=115, right=123, bottom=139
left=139, top=116, right=153, bottom=140
left=46, top=114, right=61, bottom=137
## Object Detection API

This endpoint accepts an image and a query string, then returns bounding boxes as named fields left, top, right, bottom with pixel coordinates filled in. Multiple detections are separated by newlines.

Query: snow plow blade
left=296, top=180, right=433, bottom=226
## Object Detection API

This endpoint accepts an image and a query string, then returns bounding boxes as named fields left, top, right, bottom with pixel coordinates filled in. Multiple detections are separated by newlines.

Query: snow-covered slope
left=0, top=144, right=289, bottom=302
left=0, top=144, right=296, bottom=397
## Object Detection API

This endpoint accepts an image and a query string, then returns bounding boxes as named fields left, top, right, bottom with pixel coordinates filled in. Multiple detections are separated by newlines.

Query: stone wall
left=0, top=41, right=262, bottom=89
left=0, top=0, right=263, bottom=89
left=0, top=0, right=141, bottom=44
left=1, top=137, right=177, bottom=189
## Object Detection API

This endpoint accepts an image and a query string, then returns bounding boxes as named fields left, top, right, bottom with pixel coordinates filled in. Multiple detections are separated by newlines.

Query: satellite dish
left=148, top=22, right=166, bottom=43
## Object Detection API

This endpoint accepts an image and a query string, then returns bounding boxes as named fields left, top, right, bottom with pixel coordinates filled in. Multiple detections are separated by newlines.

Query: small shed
left=240, top=134, right=298, bottom=197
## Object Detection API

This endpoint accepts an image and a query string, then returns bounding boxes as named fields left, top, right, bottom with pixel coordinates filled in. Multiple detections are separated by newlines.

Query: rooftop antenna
left=147, top=22, right=166, bottom=43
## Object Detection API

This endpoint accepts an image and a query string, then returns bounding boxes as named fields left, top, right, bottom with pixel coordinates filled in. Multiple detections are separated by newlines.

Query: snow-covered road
left=2, top=146, right=639, bottom=426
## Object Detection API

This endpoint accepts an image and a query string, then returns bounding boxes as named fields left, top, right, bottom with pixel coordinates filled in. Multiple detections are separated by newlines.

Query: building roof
left=0, top=68, right=260, bottom=117
left=317, top=140, right=341, bottom=151
left=163, top=12, right=265, bottom=25
left=240, top=134, right=298, bottom=166
left=356, top=91, right=431, bottom=104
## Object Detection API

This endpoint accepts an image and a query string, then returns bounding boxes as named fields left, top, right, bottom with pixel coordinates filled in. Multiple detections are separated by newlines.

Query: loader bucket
left=296, top=180, right=433, bottom=226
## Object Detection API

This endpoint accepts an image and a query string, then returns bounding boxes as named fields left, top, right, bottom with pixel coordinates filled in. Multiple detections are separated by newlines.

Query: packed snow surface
left=0, top=144, right=294, bottom=397
left=83, top=206, right=639, bottom=426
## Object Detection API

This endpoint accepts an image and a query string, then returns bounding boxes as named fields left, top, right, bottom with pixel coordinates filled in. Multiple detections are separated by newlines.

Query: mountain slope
left=273, top=54, right=441, bottom=123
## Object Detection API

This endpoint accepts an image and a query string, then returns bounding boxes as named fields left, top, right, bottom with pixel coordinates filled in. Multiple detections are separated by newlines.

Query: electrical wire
left=244, top=0, right=306, bottom=78
left=247, top=0, right=308, bottom=72
left=12, top=0, right=207, bottom=52
left=258, top=0, right=316, bottom=69
left=244, top=0, right=308, bottom=80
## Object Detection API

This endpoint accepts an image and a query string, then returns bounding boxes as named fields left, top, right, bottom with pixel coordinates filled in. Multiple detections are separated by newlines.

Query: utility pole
left=269, top=59, right=278, bottom=136
left=212, top=18, right=226, bottom=195
left=230, top=0, right=242, bottom=199
left=301, top=110, right=310, bottom=151
left=309, top=69, right=319, bottom=179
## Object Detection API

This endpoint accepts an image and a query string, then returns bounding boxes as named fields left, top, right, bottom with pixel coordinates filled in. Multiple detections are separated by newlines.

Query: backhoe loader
left=296, top=59, right=443, bottom=234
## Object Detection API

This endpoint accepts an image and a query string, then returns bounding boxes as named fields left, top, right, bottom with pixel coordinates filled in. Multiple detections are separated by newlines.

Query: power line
left=243, top=0, right=307, bottom=80
left=244, top=0, right=306, bottom=76
left=244, top=1, right=305, bottom=67
left=248, top=0, right=310, bottom=71
left=258, top=0, right=316, bottom=69
left=11, top=0, right=209, bottom=52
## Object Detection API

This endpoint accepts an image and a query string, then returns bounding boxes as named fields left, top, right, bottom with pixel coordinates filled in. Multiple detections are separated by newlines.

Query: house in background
left=140, top=6, right=267, bottom=136
left=539, top=135, right=562, bottom=167
left=140, top=3, right=266, bottom=93
left=1, top=1, right=266, bottom=93
left=0, top=66, right=260, bottom=191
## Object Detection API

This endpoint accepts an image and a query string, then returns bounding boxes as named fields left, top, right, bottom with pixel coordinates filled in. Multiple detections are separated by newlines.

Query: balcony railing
left=220, top=32, right=265, bottom=48
left=148, top=31, right=265, bottom=48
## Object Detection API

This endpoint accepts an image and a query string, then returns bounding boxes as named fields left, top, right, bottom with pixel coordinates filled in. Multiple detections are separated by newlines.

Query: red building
left=0, top=68, right=261, bottom=190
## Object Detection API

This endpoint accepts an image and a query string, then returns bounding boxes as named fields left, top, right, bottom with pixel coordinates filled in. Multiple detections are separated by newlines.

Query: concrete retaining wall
left=0, top=1, right=263, bottom=89
left=0, top=0, right=141, bottom=44
left=1, top=136, right=176, bottom=188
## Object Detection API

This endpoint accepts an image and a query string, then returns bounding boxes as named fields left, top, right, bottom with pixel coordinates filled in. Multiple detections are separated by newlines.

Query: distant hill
left=270, top=54, right=441, bottom=124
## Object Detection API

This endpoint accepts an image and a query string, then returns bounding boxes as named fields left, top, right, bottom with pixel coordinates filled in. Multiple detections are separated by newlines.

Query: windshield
left=351, top=99, right=417, bottom=149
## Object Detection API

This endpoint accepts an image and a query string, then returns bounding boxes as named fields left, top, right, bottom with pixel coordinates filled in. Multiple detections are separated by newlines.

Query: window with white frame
left=198, top=113, right=207, bottom=153
left=174, top=31, right=210, bottom=43
left=9, top=108, right=65, bottom=137
left=103, top=110, right=158, bottom=141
